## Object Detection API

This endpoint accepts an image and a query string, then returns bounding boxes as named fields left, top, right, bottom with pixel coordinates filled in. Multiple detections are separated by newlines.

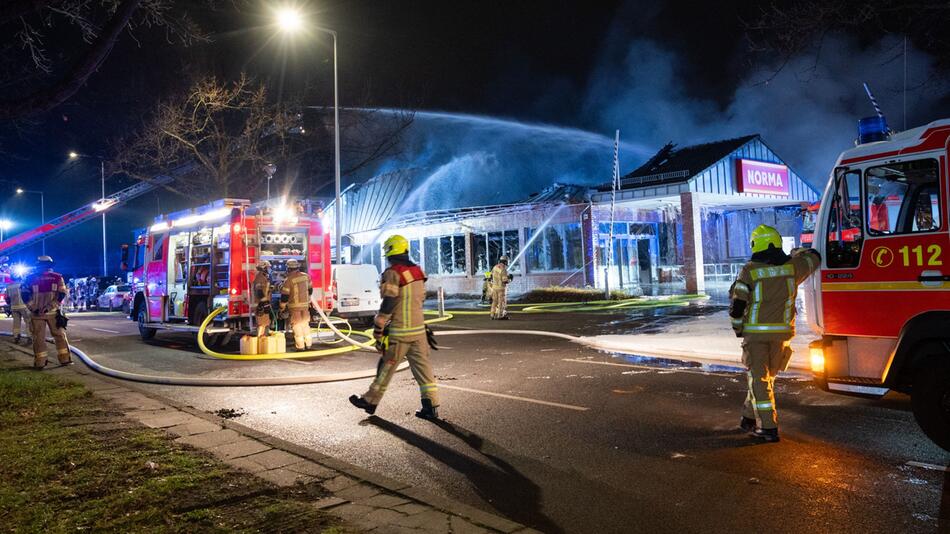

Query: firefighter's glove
left=308, top=303, right=319, bottom=323
left=425, top=325, right=439, bottom=351
left=375, top=334, right=389, bottom=354
left=55, top=310, right=69, bottom=329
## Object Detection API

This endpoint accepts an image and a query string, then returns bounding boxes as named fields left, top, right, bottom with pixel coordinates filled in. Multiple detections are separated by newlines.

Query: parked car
left=97, top=284, right=131, bottom=312
left=331, top=264, right=381, bottom=326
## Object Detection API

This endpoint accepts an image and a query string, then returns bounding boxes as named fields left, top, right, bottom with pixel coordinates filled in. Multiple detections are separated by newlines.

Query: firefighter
left=349, top=234, right=440, bottom=419
left=730, top=225, right=820, bottom=442
left=279, top=259, right=312, bottom=351
left=252, top=260, right=273, bottom=338
left=24, top=256, right=70, bottom=369
left=490, top=256, right=514, bottom=320
left=480, top=270, right=492, bottom=304
left=6, top=274, right=30, bottom=344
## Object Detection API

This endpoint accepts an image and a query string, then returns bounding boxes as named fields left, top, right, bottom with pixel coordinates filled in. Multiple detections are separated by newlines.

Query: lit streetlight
left=68, top=151, right=108, bottom=276
left=273, top=6, right=343, bottom=264
left=15, top=188, right=46, bottom=255
left=0, top=219, right=13, bottom=242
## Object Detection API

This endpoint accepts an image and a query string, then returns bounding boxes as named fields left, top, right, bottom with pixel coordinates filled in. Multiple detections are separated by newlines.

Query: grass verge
left=517, top=286, right=638, bottom=303
left=0, top=354, right=347, bottom=533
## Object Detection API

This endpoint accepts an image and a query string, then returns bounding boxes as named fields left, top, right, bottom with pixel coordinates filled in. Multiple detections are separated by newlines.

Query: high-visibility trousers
left=490, top=287, right=507, bottom=318
left=363, top=336, right=438, bottom=407
left=289, top=309, right=311, bottom=349
left=255, top=312, right=271, bottom=339
left=741, top=337, right=793, bottom=430
left=31, top=313, right=70, bottom=367
left=11, top=308, right=29, bottom=338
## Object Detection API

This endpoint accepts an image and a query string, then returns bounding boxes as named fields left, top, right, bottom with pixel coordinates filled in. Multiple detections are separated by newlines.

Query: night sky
left=1, top=0, right=947, bottom=276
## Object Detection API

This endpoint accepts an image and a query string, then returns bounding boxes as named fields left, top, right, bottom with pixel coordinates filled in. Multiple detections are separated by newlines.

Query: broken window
left=526, top=223, right=582, bottom=272
left=409, top=239, right=421, bottom=264
left=471, top=230, right=520, bottom=273
left=424, top=234, right=466, bottom=275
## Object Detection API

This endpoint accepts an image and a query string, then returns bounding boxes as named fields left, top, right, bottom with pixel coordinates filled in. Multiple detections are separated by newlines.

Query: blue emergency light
left=858, top=116, right=889, bottom=144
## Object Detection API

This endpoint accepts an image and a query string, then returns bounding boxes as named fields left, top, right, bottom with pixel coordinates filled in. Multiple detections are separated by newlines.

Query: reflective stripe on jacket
left=6, top=282, right=26, bottom=310
left=381, top=264, right=427, bottom=340
left=730, top=251, right=819, bottom=338
left=281, top=270, right=312, bottom=310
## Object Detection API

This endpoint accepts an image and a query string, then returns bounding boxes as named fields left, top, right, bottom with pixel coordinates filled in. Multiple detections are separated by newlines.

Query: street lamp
left=0, top=219, right=13, bottom=242
left=273, top=7, right=343, bottom=264
left=68, top=151, right=108, bottom=276
left=15, top=188, right=45, bottom=255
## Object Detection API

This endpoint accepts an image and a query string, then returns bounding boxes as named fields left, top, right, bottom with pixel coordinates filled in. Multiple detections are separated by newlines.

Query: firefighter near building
left=122, top=199, right=331, bottom=347
left=805, top=114, right=950, bottom=451
left=730, top=225, right=820, bottom=442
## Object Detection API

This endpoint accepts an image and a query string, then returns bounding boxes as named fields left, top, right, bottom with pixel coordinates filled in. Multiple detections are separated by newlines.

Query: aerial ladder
left=0, top=176, right=173, bottom=258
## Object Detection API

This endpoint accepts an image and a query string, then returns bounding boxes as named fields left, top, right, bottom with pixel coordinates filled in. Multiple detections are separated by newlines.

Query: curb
left=2, top=341, right=538, bottom=534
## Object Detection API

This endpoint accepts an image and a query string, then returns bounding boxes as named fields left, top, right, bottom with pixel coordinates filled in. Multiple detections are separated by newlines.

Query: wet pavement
left=7, top=306, right=949, bottom=533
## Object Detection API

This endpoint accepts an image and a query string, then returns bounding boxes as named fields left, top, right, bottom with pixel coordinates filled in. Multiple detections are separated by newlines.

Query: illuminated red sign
left=736, top=159, right=790, bottom=196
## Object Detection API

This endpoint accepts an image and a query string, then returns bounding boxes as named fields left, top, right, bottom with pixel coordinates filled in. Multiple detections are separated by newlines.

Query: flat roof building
left=338, top=134, right=820, bottom=296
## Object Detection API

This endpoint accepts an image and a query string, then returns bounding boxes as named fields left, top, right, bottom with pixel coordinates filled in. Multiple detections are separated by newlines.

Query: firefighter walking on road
left=729, top=225, right=820, bottom=442
left=252, top=260, right=273, bottom=338
left=24, top=256, right=70, bottom=369
left=350, top=234, right=440, bottom=419
left=279, top=259, right=312, bottom=351
left=6, top=275, right=30, bottom=344
left=490, top=256, right=514, bottom=320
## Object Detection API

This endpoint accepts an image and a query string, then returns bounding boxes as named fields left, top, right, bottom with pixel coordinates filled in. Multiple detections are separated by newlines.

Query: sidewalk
left=2, top=341, right=538, bottom=534
left=579, top=309, right=817, bottom=371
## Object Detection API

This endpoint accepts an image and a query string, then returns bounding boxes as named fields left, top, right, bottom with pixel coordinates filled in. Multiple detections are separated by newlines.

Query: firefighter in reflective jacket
left=350, top=234, right=440, bottom=419
left=490, top=256, right=514, bottom=320
left=252, top=260, right=273, bottom=338
left=24, top=256, right=70, bottom=369
left=279, top=259, right=312, bottom=351
left=480, top=270, right=492, bottom=304
left=730, top=225, right=820, bottom=442
left=6, top=275, right=30, bottom=344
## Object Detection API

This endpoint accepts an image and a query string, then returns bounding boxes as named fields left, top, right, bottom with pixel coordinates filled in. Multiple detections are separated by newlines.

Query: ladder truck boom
left=0, top=176, right=173, bottom=258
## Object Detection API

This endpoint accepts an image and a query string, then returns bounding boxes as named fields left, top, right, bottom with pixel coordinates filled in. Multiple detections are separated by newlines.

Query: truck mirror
left=120, top=244, right=129, bottom=272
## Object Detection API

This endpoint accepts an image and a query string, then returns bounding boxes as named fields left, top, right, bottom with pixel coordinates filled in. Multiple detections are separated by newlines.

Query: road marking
left=561, top=358, right=742, bottom=377
left=439, top=384, right=588, bottom=411
left=91, top=328, right=121, bottom=334
left=906, top=461, right=950, bottom=472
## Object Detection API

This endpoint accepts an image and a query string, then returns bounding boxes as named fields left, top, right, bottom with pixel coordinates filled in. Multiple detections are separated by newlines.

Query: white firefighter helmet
left=499, top=255, right=510, bottom=264
left=37, top=255, right=54, bottom=265
left=257, top=260, right=271, bottom=271
left=286, top=259, right=300, bottom=270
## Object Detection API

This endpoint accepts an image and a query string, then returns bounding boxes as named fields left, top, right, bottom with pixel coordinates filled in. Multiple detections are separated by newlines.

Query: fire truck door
left=145, top=232, right=169, bottom=322
left=822, top=158, right=950, bottom=340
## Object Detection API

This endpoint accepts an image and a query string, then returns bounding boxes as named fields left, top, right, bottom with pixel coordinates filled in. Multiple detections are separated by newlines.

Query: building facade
left=341, top=134, right=820, bottom=296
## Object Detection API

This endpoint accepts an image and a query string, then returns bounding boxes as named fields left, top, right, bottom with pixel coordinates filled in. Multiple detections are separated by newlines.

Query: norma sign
left=736, top=159, right=790, bottom=196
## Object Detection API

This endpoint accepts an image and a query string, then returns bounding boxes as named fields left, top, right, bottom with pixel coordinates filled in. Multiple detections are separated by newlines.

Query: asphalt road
left=7, top=306, right=950, bottom=533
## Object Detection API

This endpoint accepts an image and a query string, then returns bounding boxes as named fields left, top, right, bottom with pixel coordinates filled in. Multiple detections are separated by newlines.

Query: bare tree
left=0, top=0, right=206, bottom=121
left=111, top=74, right=414, bottom=201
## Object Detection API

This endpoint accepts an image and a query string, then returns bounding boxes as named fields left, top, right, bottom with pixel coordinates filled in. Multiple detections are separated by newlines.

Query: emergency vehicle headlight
left=11, top=264, right=28, bottom=277
left=809, top=347, right=826, bottom=374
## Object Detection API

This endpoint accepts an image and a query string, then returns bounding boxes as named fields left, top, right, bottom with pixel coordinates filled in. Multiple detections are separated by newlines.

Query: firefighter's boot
left=415, top=398, right=439, bottom=420
left=752, top=427, right=780, bottom=443
left=348, top=395, right=377, bottom=415
left=739, top=416, right=756, bottom=433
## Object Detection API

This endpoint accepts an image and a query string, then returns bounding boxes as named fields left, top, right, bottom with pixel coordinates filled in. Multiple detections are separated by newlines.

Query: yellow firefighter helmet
left=383, top=235, right=409, bottom=257
left=750, top=225, right=782, bottom=253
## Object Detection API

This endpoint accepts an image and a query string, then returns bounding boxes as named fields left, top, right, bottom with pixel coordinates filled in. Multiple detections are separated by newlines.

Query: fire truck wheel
left=912, top=356, right=950, bottom=452
left=191, top=301, right=227, bottom=349
left=137, top=307, right=156, bottom=341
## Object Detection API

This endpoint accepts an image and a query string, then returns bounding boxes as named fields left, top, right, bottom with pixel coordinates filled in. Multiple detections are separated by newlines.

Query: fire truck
left=122, top=198, right=331, bottom=345
left=805, top=117, right=950, bottom=451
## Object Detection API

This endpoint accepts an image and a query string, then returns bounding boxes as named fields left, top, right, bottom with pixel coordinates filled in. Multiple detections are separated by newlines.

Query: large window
left=471, top=230, right=520, bottom=273
left=826, top=168, right=864, bottom=268
left=424, top=235, right=466, bottom=275
left=865, top=159, right=940, bottom=235
left=526, top=223, right=583, bottom=272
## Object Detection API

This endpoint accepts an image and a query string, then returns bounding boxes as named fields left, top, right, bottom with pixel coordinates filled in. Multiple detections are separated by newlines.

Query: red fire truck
left=122, top=198, right=331, bottom=345
left=805, top=117, right=950, bottom=451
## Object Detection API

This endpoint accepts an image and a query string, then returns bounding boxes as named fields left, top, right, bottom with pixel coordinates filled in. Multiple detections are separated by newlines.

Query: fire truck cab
left=805, top=118, right=950, bottom=451
left=123, top=198, right=331, bottom=345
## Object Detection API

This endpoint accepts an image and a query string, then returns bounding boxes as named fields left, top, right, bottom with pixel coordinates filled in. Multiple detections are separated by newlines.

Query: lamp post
left=274, top=7, right=343, bottom=264
left=69, top=151, right=108, bottom=276
left=0, top=219, right=12, bottom=242
left=15, top=188, right=45, bottom=255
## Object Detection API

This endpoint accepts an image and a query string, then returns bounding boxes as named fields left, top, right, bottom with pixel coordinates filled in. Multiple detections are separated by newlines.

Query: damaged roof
left=601, top=135, right=758, bottom=190
left=519, top=183, right=590, bottom=204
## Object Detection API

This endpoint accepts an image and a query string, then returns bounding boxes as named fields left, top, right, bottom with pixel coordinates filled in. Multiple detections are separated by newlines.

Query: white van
left=332, top=264, right=381, bottom=326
